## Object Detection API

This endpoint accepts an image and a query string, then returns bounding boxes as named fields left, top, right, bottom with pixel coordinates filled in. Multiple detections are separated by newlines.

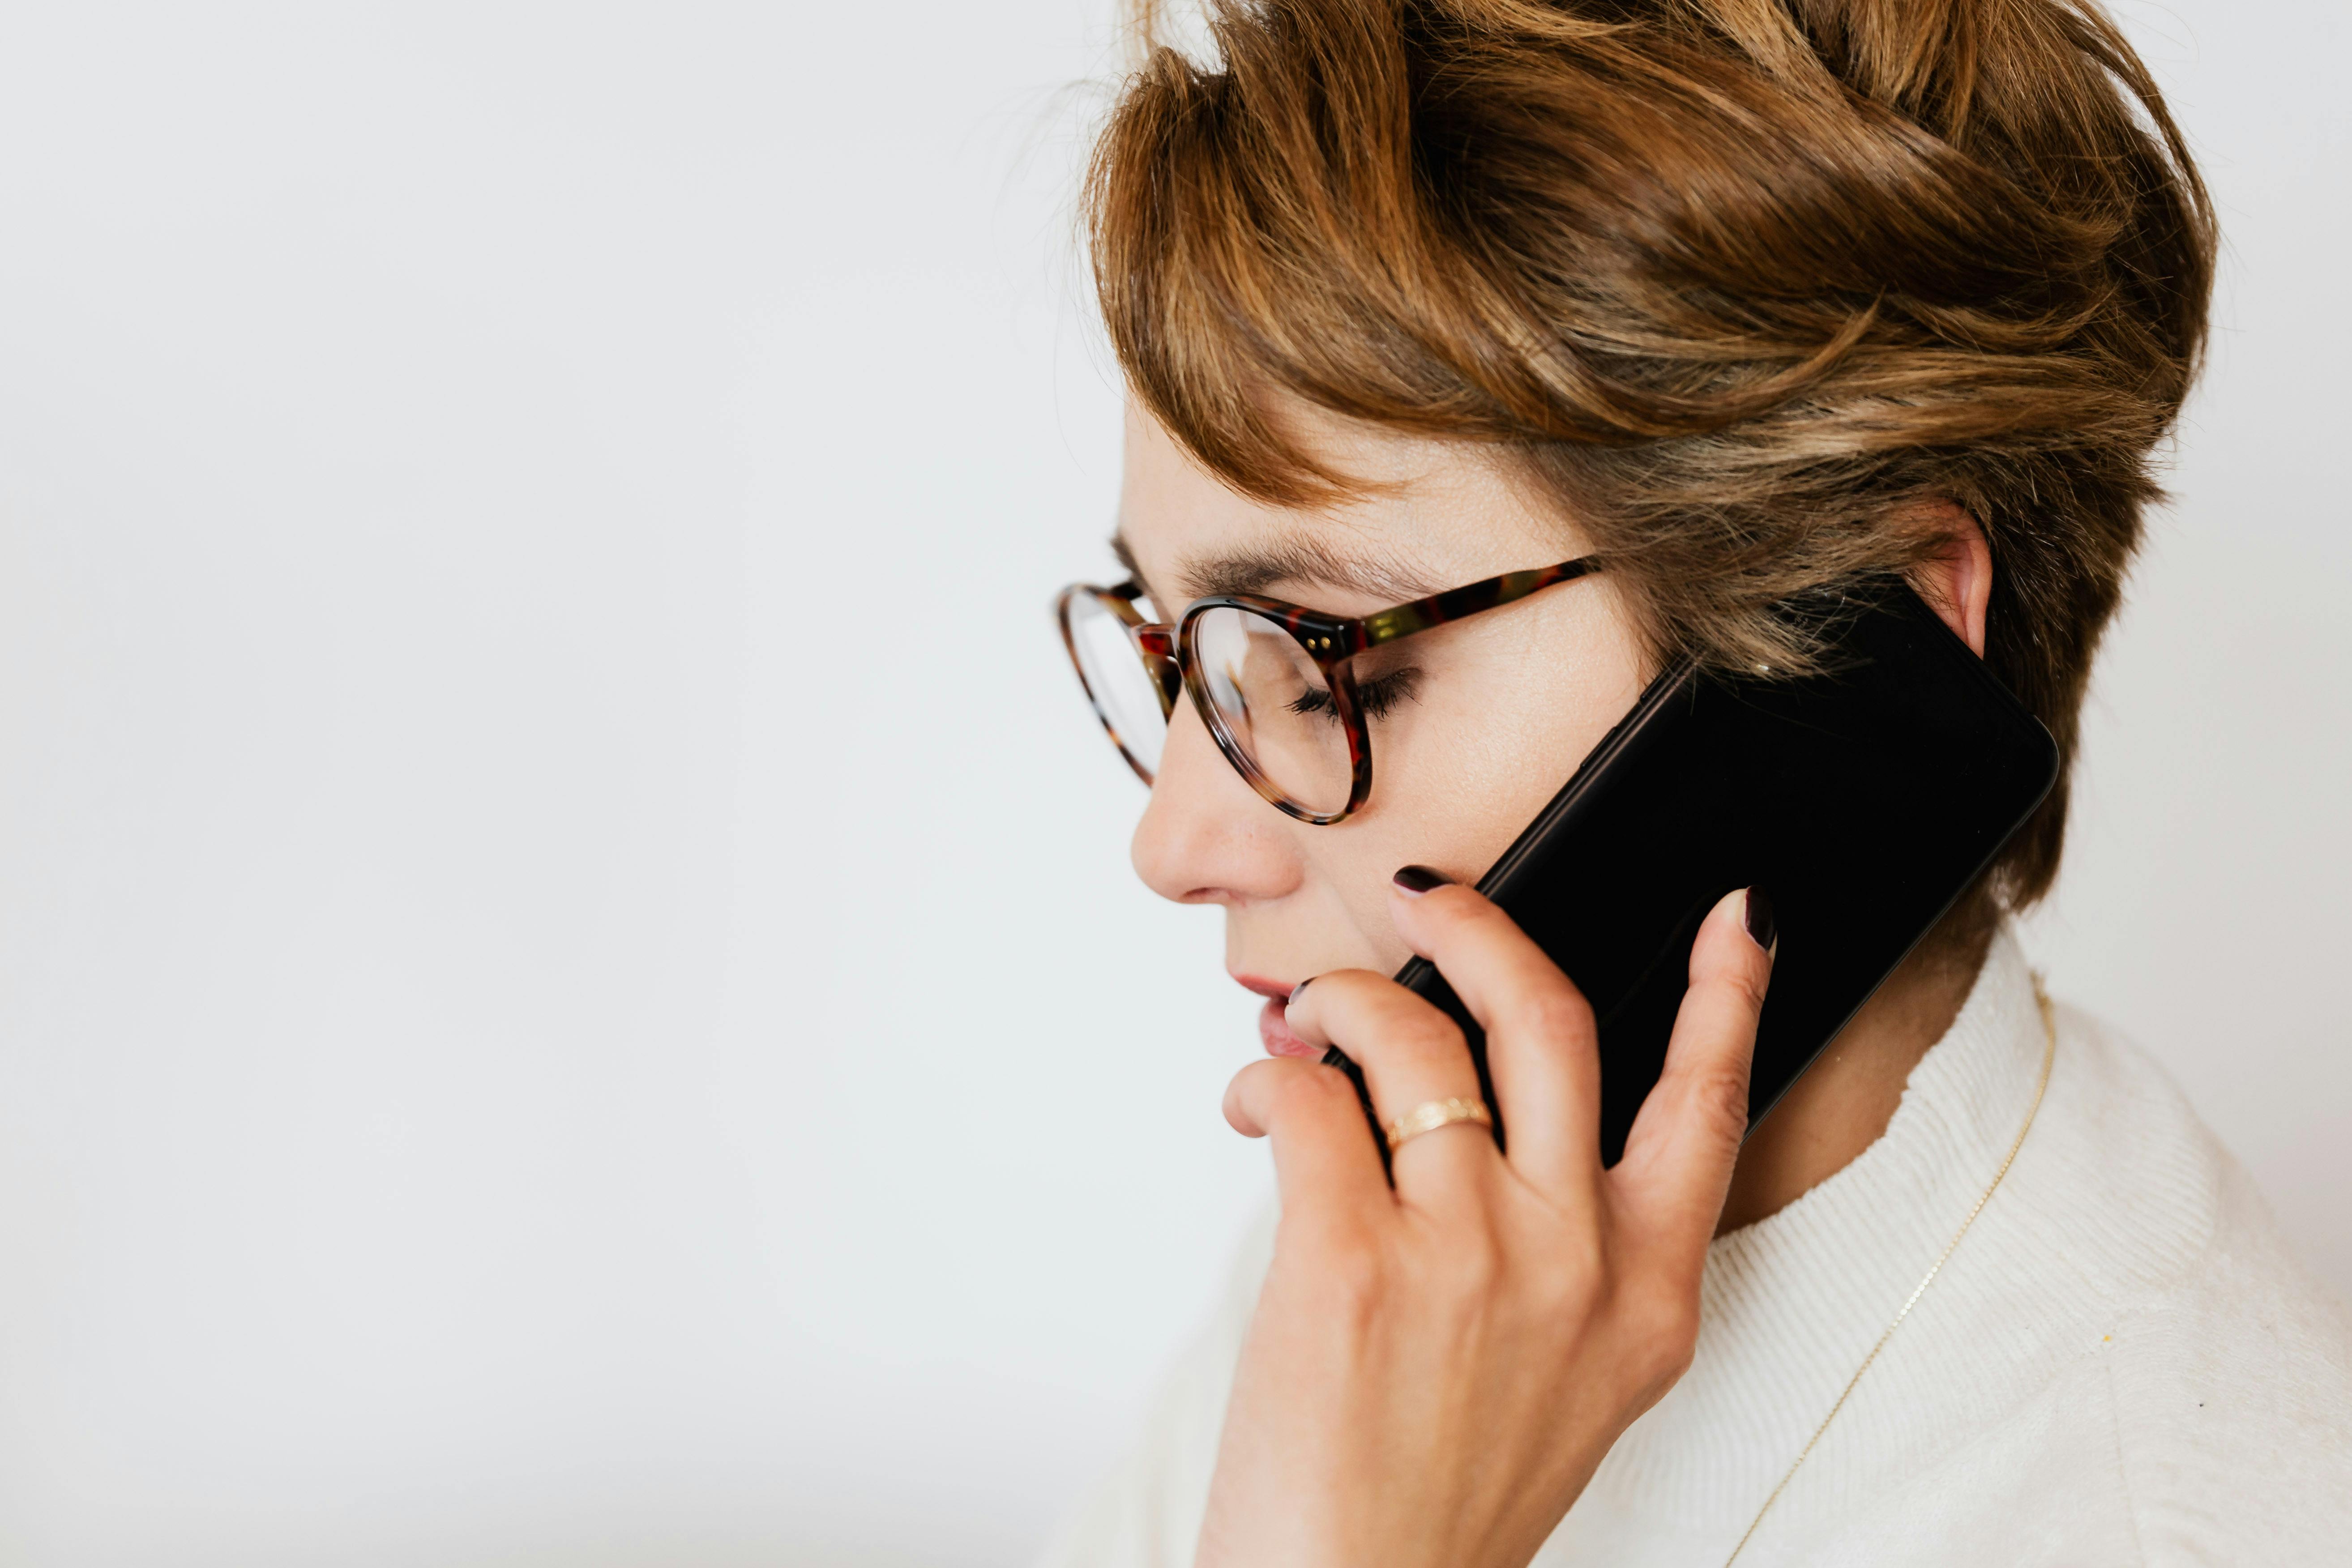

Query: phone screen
left=1361, top=577, right=2059, bottom=1168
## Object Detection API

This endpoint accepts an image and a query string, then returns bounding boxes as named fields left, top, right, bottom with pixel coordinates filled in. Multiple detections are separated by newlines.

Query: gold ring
left=1384, top=1096, right=1493, bottom=1152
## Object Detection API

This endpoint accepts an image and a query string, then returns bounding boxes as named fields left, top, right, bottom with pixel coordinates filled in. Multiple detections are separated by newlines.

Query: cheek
left=1363, top=612, right=1646, bottom=884
left=1295, top=667, right=1631, bottom=976
left=1224, top=590, right=1648, bottom=978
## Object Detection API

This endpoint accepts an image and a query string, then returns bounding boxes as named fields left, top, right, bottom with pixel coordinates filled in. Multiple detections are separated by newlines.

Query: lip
left=1233, top=973, right=1320, bottom=1059
left=1232, top=973, right=1296, bottom=1003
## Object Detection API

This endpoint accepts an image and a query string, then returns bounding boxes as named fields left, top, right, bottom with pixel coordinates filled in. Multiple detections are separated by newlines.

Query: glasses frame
left=1056, top=556, right=1603, bottom=825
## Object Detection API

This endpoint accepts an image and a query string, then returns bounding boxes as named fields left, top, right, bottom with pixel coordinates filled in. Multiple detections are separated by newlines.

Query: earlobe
left=1907, top=502, right=1993, bottom=658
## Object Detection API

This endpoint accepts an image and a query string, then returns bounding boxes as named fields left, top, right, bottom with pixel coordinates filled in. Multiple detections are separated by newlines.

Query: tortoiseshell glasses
left=1055, top=557, right=1602, bottom=825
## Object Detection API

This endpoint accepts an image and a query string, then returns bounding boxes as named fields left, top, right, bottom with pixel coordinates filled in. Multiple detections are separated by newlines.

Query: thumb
left=1612, top=886, right=1774, bottom=1247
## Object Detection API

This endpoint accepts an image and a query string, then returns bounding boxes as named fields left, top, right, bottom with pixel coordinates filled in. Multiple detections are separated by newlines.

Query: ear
left=1906, top=501, right=1992, bottom=657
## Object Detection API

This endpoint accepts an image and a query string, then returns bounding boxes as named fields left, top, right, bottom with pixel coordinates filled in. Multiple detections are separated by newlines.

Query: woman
left=1043, top=2, right=2352, bottom=1564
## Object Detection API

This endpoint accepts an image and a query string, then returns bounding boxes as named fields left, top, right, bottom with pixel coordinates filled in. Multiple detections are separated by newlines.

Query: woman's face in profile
left=1115, top=403, right=1651, bottom=1050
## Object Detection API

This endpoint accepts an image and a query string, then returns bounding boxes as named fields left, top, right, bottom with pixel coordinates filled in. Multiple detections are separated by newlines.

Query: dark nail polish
left=1744, top=885, right=1777, bottom=955
left=1393, top=864, right=1453, bottom=894
left=1287, top=977, right=1313, bottom=1006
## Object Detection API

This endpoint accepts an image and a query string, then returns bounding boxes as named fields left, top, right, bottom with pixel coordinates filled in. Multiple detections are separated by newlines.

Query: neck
left=1716, top=908, right=1998, bottom=1235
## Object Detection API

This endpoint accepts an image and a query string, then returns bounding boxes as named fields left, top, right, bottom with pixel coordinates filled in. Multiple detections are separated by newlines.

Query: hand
left=1197, top=876, right=1775, bottom=1568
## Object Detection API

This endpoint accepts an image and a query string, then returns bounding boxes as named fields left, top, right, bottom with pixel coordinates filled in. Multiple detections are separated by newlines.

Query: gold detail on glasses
left=1053, top=556, right=1602, bottom=826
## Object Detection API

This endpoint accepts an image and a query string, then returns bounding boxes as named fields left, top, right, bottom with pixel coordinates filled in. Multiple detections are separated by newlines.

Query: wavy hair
left=1086, top=0, right=2214, bottom=904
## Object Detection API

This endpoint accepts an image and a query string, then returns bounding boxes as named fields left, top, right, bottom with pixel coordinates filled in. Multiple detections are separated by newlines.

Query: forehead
left=1115, top=403, right=1578, bottom=607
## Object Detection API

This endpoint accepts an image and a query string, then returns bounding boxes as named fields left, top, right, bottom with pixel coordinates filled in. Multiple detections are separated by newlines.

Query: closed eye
left=1287, top=667, right=1424, bottom=724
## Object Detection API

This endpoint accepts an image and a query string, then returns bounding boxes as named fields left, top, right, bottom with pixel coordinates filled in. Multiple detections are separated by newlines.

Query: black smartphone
left=1328, top=576, right=2060, bottom=1171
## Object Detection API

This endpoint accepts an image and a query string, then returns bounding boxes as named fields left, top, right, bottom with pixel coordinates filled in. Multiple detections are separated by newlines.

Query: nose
left=1130, top=699, right=1303, bottom=907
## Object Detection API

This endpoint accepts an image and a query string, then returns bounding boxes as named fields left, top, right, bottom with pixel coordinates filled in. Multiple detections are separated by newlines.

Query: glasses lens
left=1189, top=605, right=1355, bottom=817
left=1062, top=590, right=1168, bottom=779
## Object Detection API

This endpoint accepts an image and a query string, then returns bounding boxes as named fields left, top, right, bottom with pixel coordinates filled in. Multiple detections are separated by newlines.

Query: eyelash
left=1287, top=667, right=1424, bottom=725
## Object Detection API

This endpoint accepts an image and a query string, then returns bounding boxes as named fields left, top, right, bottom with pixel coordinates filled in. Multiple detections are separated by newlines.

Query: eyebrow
left=1108, top=529, right=1446, bottom=611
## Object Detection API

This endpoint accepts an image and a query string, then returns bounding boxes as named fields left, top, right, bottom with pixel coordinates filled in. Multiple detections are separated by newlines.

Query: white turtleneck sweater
left=1039, top=930, right=2352, bottom=1565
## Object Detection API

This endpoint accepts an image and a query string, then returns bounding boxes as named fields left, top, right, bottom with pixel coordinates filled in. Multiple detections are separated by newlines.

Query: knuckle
left=1399, top=1012, right=1469, bottom=1062
left=1305, top=972, right=1472, bottom=1056
left=1232, top=1057, right=1288, bottom=1095
left=1653, top=1279, right=1703, bottom=1358
left=1539, top=1227, right=1608, bottom=1316
left=1514, top=984, right=1595, bottom=1046
left=1416, top=884, right=1504, bottom=945
left=1645, top=1322, right=1699, bottom=1389
left=1462, top=895, right=1528, bottom=947
left=1728, top=965, right=1772, bottom=1015
left=1312, top=967, right=1386, bottom=1001
left=1436, top=1222, right=1504, bottom=1303
left=1296, top=1225, right=1388, bottom=1326
left=1246, top=1058, right=1312, bottom=1112
left=1283, top=969, right=1374, bottom=1032
left=1236, top=1058, right=1353, bottom=1140
left=1684, top=1061, right=1754, bottom=1138
left=1283, top=1066, right=1365, bottom=1136
left=1354, top=1006, right=1465, bottom=1072
left=1294, top=1060, right=1351, bottom=1104
left=1620, top=1270, right=1702, bottom=1383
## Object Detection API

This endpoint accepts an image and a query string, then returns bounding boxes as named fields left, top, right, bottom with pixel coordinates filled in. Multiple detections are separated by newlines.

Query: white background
left=0, top=2, right=2341, bottom=1564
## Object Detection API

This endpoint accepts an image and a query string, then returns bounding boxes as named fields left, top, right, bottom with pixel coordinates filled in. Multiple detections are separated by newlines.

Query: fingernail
left=1287, top=977, right=1313, bottom=1006
left=1743, top=886, right=1777, bottom=957
left=1392, top=864, right=1453, bottom=894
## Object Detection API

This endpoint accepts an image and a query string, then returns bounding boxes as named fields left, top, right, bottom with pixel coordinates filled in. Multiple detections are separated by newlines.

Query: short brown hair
left=1086, top=0, right=2214, bottom=905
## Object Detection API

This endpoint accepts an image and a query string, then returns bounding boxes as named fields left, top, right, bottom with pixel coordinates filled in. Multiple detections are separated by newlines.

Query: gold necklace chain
left=1722, top=977, right=2058, bottom=1567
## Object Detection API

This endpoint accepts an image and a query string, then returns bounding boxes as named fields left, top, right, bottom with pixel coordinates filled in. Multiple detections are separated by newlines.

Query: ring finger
left=1281, top=970, right=1497, bottom=1194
